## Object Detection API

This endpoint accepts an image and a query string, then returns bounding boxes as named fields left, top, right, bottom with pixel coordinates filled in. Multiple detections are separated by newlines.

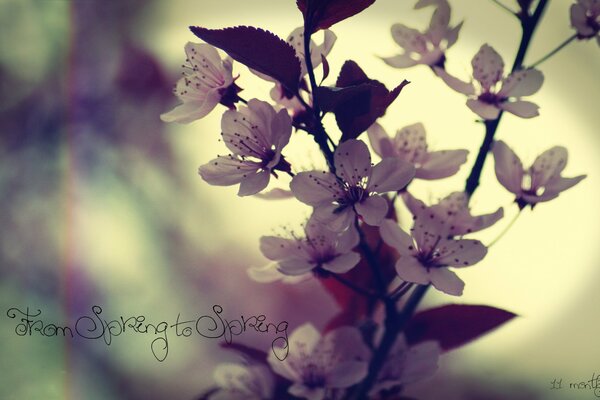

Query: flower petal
left=499, top=69, right=544, bottom=98
left=199, top=156, right=259, bottom=186
left=355, top=195, right=388, bottom=226
left=530, top=146, right=568, bottom=189
left=336, top=225, right=360, bottom=253
left=381, top=54, right=419, bottom=68
left=368, top=157, right=416, bottom=192
left=492, top=140, right=524, bottom=194
left=542, top=175, right=586, bottom=199
left=393, top=122, right=428, bottom=164
left=313, top=205, right=355, bottom=232
left=380, top=219, right=415, bottom=255
left=445, top=21, right=463, bottom=48
left=401, top=341, right=441, bottom=384
left=429, top=268, right=464, bottom=296
left=290, top=171, right=342, bottom=206
left=334, top=139, right=372, bottom=186
left=433, top=67, right=475, bottom=95
left=328, top=361, right=369, bottom=388
left=238, top=169, right=270, bottom=196
left=500, top=100, right=539, bottom=118
left=367, top=122, right=396, bottom=158
left=278, top=258, right=316, bottom=275
left=260, top=236, right=304, bottom=260
left=160, top=96, right=219, bottom=124
left=435, top=238, right=488, bottom=267
left=471, top=44, right=504, bottom=90
left=323, top=252, right=361, bottom=273
left=417, top=149, right=468, bottom=179
left=391, top=24, right=428, bottom=53
left=427, top=0, right=451, bottom=45
left=395, top=256, right=430, bottom=285
left=467, top=99, right=500, bottom=120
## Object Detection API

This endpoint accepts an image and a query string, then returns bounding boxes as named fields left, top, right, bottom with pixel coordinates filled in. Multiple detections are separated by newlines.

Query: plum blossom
left=198, top=99, right=292, bottom=196
left=161, top=42, right=240, bottom=124
left=492, top=140, right=586, bottom=208
left=367, top=122, right=468, bottom=180
left=209, top=363, right=274, bottom=400
left=259, top=218, right=360, bottom=276
left=434, top=44, right=544, bottom=120
left=372, top=336, right=440, bottom=395
left=268, top=323, right=369, bottom=400
left=382, top=0, right=463, bottom=68
left=380, top=211, right=488, bottom=296
left=247, top=261, right=308, bottom=284
left=403, top=191, right=503, bottom=235
left=290, top=140, right=415, bottom=231
left=571, top=0, right=600, bottom=44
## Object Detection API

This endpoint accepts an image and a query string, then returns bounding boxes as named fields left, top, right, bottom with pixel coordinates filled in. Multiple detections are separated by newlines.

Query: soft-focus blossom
left=367, top=122, right=468, bottom=180
left=571, top=0, right=600, bottom=44
left=210, top=363, right=274, bottom=400
left=372, top=336, right=440, bottom=395
left=161, top=42, right=240, bottom=124
left=434, top=44, right=544, bottom=120
left=403, top=191, right=503, bottom=235
left=259, top=218, right=360, bottom=276
left=247, top=261, right=308, bottom=284
left=380, top=211, right=488, bottom=296
left=382, top=0, right=463, bottom=68
left=268, top=323, right=369, bottom=400
left=291, top=140, right=415, bottom=231
left=492, top=140, right=586, bottom=208
left=199, top=99, right=292, bottom=196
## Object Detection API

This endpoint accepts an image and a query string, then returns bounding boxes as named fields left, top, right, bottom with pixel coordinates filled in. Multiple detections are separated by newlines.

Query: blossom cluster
left=162, top=0, right=590, bottom=398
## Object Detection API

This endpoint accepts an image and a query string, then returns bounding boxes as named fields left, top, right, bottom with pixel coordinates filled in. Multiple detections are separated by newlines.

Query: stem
left=355, top=219, right=387, bottom=295
left=464, top=0, right=548, bottom=197
left=350, top=285, right=430, bottom=400
left=328, top=273, right=381, bottom=299
left=487, top=210, right=522, bottom=247
left=528, top=34, right=577, bottom=68
left=490, top=0, right=516, bottom=16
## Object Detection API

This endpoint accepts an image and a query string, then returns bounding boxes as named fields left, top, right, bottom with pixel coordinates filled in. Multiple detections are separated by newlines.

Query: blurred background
left=0, top=0, right=598, bottom=399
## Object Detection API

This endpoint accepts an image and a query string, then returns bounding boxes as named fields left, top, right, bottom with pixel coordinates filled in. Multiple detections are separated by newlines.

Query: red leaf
left=297, top=0, right=376, bottom=32
left=332, top=60, right=409, bottom=142
left=190, top=25, right=301, bottom=92
left=404, top=304, right=517, bottom=352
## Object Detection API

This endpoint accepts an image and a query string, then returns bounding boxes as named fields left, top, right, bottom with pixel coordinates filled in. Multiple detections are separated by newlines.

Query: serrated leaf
left=332, top=60, right=409, bottom=141
left=404, top=304, right=517, bottom=352
left=297, top=0, right=376, bottom=32
left=190, top=25, right=301, bottom=92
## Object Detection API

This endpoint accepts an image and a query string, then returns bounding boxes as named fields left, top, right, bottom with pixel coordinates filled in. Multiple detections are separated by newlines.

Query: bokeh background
left=0, top=0, right=599, bottom=399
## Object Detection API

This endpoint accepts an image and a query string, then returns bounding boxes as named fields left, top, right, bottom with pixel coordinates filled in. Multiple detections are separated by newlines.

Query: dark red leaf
left=315, top=85, right=372, bottom=113
left=404, top=304, right=517, bottom=352
left=297, top=0, right=376, bottom=32
left=332, top=60, right=409, bottom=142
left=320, top=54, right=330, bottom=84
left=190, top=25, right=301, bottom=92
left=220, top=342, right=268, bottom=363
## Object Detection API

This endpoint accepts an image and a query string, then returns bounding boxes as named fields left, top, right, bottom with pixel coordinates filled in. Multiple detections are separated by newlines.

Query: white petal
left=323, top=252, right=361, bottom=273
left=199, top=156, right=259, bottom=186
left=433, top=67, right=475, bottom=95
left=395, top=256, right=430, bottom=284
left=248, top=262, right=304, bottom=284
left=451, top=207, right=504, bottom=235
left=238, top=169, right=270, bottom=196
left=367, top=122, right=396, bottom=158
left=499, top=69, right=544, bottom=97
left=355, top=195, right=388, bottom=226
left=542, top=175, right=586, bottom=198
left=401, top=191, right=428, bottom=218
left=381, top=54, right=419, bottom=68
left=327, top=361, right=369, bottom=388
left=471, top=44, right=504, bottom=90
left=530, top=146, right=569, bottom=189
left=160, top=96, right=218, bottom=124
left=380, top=219, right=415, bottom=255
left=427, top=1, right=451, bottom=45
left=271, top=108, right=293, bottom=153
left=401, top=341, right=441, bottom=384
left=492, top=140, right=524, bottom=194
left=500, top=100, right=540, bottom=118
left=435, top=238, right=488, bottom=267
left=313, top=205, right=355, bottom=232
left=254, top=188, right=294, bottom=200
left=417, top=149, right=468, bottom=179
left=467, top=99, right=501, bottom=120
left=368, top=158, right=416, bottom=192
left=336, top=225, right=360, bottom=253
left=278, top=258, right=316, bottom=275
left=391, top=24, right=428, bottom=53
left=260, top=236, right=304, bottom=260
left=393, top=122, right=428, bottom=164
left=290, top=171, right=341, bottom=206
left=334, top=139, right=372, bottom=186
left=321, top=326, right=370, bottom=360
left=445, top=21, right=463, bottom=48
left=185, top=42, right=222, bottom=67
left=429, top=268, right=464, bottom=295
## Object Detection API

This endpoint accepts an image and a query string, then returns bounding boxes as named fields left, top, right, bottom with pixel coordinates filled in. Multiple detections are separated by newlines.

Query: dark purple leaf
left=320, top=54, right=330, bottom=84
left=315, top=85, right=372, bottom=113
left=190, top=25, right=301, bottom=92
left=297, top=0, right=376, bottom=32
left=332, top=60, right=409, bottom=142
left=404, top=304, right=517, bottom=352
left=220, top=342, right=268, bottom=363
